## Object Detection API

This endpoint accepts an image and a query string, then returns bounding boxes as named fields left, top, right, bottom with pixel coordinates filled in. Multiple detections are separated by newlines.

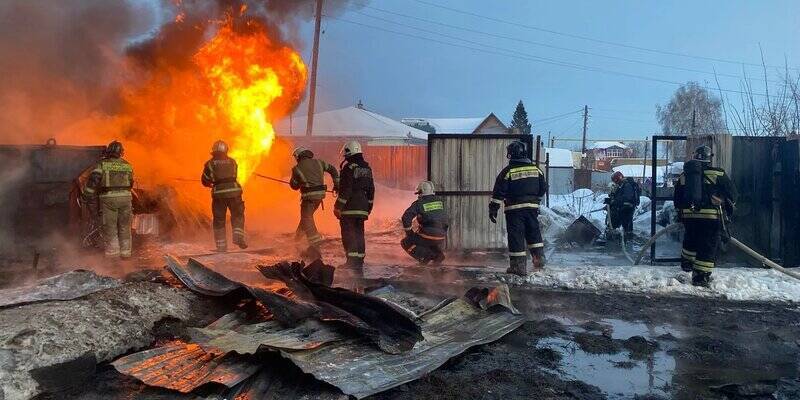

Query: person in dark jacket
left=290, top=146, right=339, bottom=260
left=605, top=171, right=640, bottom=239
left=334, top=140, right=375, bottom=269
left=673, top=145, right=736, bottom=287
left=201, top=140, right=246, bottom=252
left=489, top=140, right=548, bottom=275
left=401, top=181, right=449, bottom=265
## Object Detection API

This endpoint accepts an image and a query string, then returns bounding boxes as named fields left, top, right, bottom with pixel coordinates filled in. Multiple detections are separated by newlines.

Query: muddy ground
left=29, top=277, right=800, bottom=400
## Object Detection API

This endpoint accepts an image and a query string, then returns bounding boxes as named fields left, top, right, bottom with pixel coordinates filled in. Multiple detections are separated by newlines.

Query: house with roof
left=401, top=113, right=508, bottom=135
left=587, top=141, right=634, bottom=170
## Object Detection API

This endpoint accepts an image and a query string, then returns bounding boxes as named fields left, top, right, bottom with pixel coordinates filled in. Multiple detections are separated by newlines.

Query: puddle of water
left=601, top=318, right=686, bottom=340
left=538, top=337, right=675, bottom=399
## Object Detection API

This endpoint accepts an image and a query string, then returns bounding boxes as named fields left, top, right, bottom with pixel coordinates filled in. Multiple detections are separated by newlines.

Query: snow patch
left=493, top=264, right=800, bottom=303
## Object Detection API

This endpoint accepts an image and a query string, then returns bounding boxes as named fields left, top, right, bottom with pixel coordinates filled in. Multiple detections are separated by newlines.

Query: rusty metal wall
left=283, top=137, right=426, bottom=190
left=428, top=134, right=533, bottom=250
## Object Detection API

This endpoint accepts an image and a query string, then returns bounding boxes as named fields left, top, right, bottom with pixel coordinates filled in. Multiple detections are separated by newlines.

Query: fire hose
left=173, top=175, right=335, bottom=194
left=632, top=223, right=800, bottom=282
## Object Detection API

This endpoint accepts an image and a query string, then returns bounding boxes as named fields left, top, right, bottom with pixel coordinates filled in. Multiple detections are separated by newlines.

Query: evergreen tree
left=510, top=100, right=532, bottom=134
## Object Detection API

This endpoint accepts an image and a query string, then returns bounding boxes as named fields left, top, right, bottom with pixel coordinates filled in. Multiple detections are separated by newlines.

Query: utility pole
left=305, top=0, right=323, bottom=137
left=581, top=105, right=589, bottom=168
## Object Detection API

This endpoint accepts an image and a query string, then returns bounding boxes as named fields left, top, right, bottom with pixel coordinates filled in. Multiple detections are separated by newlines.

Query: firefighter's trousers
left=681, top=218, right=721, bottom=274
left=505, top=208, right=544, bottom=265
left=295, top=199, right=323, bottom=247
left=212, top=195, right=245, bottom=251
left=610, top=205, right=635, bottom=234
left=340, top=217, right=365, bottom=266
left=100, top=195, right=132, bottom=258
left=401, top=232, right=445, bottom=264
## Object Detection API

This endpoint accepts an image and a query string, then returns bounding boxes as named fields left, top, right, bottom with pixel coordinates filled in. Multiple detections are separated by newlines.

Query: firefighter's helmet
left=612, top=171, right=624, bottom=184
left=693, top=145, right=713, bottom=163
left=105, top=140, right=124, bottom=158
left=506, top=140, right=527, bottom=159
left=415, top=181, right=435, bottom=196
left=292, top=146, right=313, bottom=160
left=211, top=140, right=229, bottom=154
left=341, top=140, right=362, bottom=157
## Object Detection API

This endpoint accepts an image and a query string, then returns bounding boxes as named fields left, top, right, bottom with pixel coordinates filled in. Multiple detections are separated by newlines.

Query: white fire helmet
left=415, top=181, right=435, bottom=197
left=341, top=140, right=362, bottom=157
left=292, top=146, right=311, bottom=160
left=211, top=140, right=229, bottom=154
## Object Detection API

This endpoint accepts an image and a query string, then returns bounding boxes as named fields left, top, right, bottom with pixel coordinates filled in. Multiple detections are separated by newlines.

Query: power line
left=328, top=16, right=770, bottom=97
left=533, top=109, right=584, bottom=123
left=355, top=7, right=780, bottom=84
left=411, top=0, right=798, bottom=72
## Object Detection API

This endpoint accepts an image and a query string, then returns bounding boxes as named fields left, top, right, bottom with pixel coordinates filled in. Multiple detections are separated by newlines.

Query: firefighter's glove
left=488, top=203, right=500, bottom=224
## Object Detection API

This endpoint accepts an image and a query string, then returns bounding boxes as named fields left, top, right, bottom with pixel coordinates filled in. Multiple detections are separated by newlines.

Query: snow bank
left=543, top=189, right=653, bottom=238
left=493, top=264, right=800, bottom=303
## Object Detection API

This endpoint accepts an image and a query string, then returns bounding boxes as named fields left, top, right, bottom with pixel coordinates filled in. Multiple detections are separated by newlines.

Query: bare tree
left=722, top=53, right=800, bottom=137
left=656, top=82, right=727, bottom=136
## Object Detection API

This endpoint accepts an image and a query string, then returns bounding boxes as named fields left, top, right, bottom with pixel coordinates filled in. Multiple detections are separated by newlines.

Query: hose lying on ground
left=632, top=223, right=683, bottom=265
left=633, top=224, right=800, bottom=282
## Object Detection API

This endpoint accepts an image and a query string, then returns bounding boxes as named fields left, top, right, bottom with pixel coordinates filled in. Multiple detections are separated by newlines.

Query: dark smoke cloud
left=0, top=0, right=366, bottom=144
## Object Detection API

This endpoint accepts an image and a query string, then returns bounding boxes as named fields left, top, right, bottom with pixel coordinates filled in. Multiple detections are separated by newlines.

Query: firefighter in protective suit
left=334, top=141, right=375, bottom=269
left=605, top=171, right=640, bottom=239
left=489, top=140, right=548, bottom=275
left=674, top=145, right=736, bottom=287
left=202, top=140, right=247, bottom=252
left=401, top=181, right=449, bottom=265
left=82, top=140, right=134, bottom=258
left=289, top=146, right=339, bottom=260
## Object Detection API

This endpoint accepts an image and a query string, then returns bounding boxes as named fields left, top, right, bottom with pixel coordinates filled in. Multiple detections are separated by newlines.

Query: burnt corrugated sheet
left=189, top=312, right=345, bottom=354
left=280, top=298, right=525, bottom=399
left=111, top=342, right=262, bottom=393
left=0, top=270, right=120, bottom=308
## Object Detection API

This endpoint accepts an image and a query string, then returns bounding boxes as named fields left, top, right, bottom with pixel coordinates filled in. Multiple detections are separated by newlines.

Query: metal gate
left=649, top=135, right=687, bottom=263
left=428, top=134, right=534, bottom=250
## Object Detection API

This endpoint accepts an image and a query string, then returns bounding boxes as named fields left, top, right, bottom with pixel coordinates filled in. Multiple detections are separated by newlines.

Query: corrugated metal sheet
left=111, top=342, right=262, bottom=393
left=213, top=368, right=347, bottom=400
left=280, top=298, right=525, bottom=399
left=0, top=270, right=120, bottom=308
left=189, top=312, right=345, bottom=354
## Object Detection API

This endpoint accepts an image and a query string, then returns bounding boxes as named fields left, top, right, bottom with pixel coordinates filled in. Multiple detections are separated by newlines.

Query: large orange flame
left=194, top=21, right=307, bottom=184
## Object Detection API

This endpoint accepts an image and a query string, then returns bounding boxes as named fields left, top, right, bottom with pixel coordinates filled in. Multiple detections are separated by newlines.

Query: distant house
left=587, top=141, right=634, bottom=171
left=401, top=113, right=509, bottom=135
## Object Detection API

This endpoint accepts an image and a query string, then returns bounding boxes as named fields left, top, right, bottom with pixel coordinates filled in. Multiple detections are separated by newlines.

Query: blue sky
left=290, top=0, right=800, bottom=143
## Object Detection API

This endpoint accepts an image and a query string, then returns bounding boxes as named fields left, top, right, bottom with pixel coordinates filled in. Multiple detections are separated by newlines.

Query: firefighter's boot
left=232, top=228, right=247, bottom=249
left=506, top=256, right=528, bottom=276
left=531, top=248, right=547, bottom=271
left=214, top=228, right=227, bottom=252
left=691, top=271, right=711, bottom=287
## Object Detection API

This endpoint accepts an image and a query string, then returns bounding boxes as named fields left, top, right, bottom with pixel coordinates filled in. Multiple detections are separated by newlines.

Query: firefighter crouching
left=334, top=141, right=375, bottom=269
left=201, top=140, right=247, bottom=252
left=605, top=171, right=641, bottom=239
left=401, top=181, right=449, bottom=265
left=290, top=146, right=339, bottom=260
left=489, top=140, right=548, bottom=276
left=674, top=145, right=736, bottom=287
left=82, top=140, right=134, bottom=258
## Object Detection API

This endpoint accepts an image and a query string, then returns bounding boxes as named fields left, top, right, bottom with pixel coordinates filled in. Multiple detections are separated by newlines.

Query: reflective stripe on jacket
left=401, top=195, right=449, bottom=239
left=335, top=155, right=375, bottom=219
left=290, top=157, right=340, bottom=200
left=490, top=159, right=548, bottom=212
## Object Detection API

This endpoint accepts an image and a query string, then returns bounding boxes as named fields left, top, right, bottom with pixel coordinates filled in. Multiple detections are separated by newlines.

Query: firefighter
left=401, top=181, right=449, bottom=265
left=201, top=140, right=247, bottom=252
left=82, top=140, right=134, bottom=258
left=605, top=171, right=641, bottom=239
left=289, top=146, right=339, bottom=260
left=674, top=145, right=736, bottom=287
left=334, top=140, right=375, bottom=269
left=489, top=140, right=548, bottom=275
